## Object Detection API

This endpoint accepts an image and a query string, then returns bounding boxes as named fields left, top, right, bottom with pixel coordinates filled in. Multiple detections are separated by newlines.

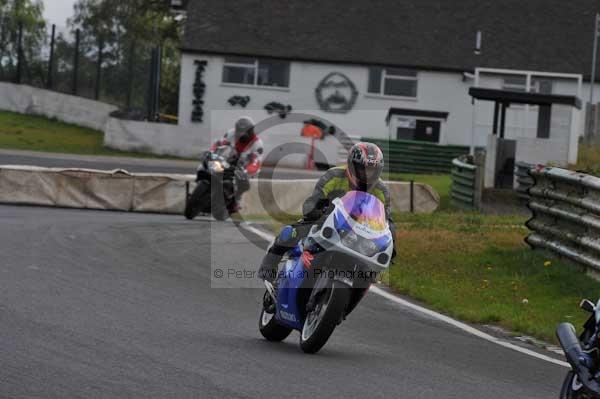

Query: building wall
left=178, top=53, right=475, bottom=149
left=178, top=53, right=590, bottom=167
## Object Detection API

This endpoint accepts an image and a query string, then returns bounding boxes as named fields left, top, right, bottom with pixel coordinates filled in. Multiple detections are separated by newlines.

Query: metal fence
left=515, top=161, right=535, bottom=201
left=526, top=167, right=600, bottom=271
left=362, top=138, right=469, bottom=174
left=450, top=154, right=483, bottom=211
left=0, top=21, right=177, bottom=120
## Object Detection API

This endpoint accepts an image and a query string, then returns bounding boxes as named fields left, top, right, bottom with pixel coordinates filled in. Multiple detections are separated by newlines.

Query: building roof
left=183, top=0, right=598, bottom=77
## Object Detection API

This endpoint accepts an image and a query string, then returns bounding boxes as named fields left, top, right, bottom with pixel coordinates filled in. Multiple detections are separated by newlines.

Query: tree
left=68, top=0, right=183, bottom=114
left=0, top=0, right=46, bottom=82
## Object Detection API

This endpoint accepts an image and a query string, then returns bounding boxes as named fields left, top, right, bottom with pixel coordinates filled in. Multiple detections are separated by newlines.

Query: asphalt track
left=0, top=205, right=567, bottom=398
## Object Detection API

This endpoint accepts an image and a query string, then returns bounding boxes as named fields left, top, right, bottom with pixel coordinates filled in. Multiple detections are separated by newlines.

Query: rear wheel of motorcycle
left=211, top=205, right=228, bottom=221
left=560, top=371, right=589, bottom=398
left=259, top=307, right=292, bottom=342
left=184, top=182, right=209, bottom=220
left=299, top=280, right=350, bottom=354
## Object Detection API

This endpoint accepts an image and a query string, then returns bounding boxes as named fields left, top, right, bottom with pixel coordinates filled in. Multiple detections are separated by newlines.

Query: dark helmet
left=234, top=116, right=256, bottom=144
left=346, top=142, right=384, bottom=191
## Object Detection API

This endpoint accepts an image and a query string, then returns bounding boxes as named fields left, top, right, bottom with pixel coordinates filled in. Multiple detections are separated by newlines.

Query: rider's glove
left=234, top=167, right=248, bottom=182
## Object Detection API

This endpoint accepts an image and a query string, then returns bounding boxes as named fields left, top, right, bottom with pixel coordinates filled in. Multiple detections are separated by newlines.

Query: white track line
left=242, top=223, right=276, bottom=244
left=370, top=286, right=568, bottom=368
left=241, top=223, right=569, bottom=368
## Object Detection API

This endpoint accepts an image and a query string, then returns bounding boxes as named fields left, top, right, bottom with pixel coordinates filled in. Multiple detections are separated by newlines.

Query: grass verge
left=387, top=211, right=600, bottom=343
left=0, top=110, right=183, bottom=159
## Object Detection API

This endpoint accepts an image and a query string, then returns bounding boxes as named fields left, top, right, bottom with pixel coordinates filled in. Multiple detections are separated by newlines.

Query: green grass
left=387, top=211, right=600, bottom=343
left=385, top=172, right=452, bottom=210
left=0, top=110, right=182, bottom=159
left=570, top=143, right=600, bottom=176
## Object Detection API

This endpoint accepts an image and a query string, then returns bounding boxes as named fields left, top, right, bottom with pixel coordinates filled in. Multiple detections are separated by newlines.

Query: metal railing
left=450, top=154, right=483, bottom=211
left=515, top=161, right=535, bottom=201
left=362, top=138, right=469, bottom=174
left=526, top=167, right=600, bottom=271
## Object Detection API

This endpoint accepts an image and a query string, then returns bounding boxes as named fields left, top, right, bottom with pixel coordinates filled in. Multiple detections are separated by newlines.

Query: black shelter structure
left=468, top=87, right=582, bottom=188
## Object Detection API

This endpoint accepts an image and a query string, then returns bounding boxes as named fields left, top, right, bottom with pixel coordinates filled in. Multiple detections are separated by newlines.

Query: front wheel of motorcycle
left=560, top=371, right=590, bottom=398
left=259, top=306, right=292, bottom=342
left=299, top=280, right=350, bottom=354
left=184, top=181, right=209, bottom=220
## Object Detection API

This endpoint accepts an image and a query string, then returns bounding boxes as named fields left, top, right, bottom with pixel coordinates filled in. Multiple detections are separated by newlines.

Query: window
left=532, top=79, right=553, bottom=94
left=502, top=76, right=527, bottom=92
left=502, top=77, right=554, bottom=94
left=501, top=76, right=554, bottom=138
left=222, top=57, right=290, bottom=88
left=368, top=67, right=418, bottom=98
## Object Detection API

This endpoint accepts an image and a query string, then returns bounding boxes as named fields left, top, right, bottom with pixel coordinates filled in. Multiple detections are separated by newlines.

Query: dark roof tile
left=183, top=0, right=599, bottom=76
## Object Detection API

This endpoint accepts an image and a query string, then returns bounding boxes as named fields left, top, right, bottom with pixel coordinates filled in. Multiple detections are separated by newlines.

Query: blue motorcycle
left=258, top=191, right=394, bottom=353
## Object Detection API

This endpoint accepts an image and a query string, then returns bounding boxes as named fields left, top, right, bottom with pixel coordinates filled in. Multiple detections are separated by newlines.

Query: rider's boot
left=227, top=198, right=241, bottom=214
left=258, top=251, right=281, bottom=283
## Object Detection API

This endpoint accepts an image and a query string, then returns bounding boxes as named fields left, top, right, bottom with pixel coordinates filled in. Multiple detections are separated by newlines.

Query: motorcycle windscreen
left=214, top=145, right=238, bottom=163
left=339, top=191, right=387, bottom=231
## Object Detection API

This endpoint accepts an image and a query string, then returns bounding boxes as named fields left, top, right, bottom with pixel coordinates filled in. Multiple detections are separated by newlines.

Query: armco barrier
left=0, top=166, right=440, bottom=215
left=450, top=154, right=484, bottom=211
left=515, top=161, right=535, bottom=200
left=362, top=137, right=469, bottom=174
left=526, top=167, right=600, bottom=271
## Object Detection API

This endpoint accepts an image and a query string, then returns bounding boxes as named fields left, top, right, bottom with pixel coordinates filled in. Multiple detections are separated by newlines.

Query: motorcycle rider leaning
left=258, top=142, right=396, bottom=282
left=210, top=116, right=264, bottom=213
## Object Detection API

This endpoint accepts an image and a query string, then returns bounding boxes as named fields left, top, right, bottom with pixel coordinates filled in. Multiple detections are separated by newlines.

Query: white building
left=177, top=0, right=598, bottom=168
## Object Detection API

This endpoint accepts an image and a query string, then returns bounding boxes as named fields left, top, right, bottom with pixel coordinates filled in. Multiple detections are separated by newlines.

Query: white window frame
left=221, top=58, right=290, bottom=89
left=367, top=68, right=418, bottom=100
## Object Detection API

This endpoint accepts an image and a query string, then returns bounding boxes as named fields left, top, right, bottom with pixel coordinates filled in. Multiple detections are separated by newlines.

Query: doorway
left=494, top=138, right=516, bottom=189
left=414, top=120, right=441, bottom=142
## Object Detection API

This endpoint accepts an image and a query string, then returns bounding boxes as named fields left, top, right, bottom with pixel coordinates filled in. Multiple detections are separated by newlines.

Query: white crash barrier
left=131, top=173, right=193, bottom=214
left=240, top=179, right=440, bottom=215
left=0, top=165, right=439, bottom=215
left=104, top=118, right=213, bottom=159
left=0, top=82, right=117, bottom=131
left=0, top=166, right=138, bottom=211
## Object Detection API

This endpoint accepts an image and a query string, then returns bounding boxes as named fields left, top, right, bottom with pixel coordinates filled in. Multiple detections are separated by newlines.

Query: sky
left=43, top=0, right=77, bottom=27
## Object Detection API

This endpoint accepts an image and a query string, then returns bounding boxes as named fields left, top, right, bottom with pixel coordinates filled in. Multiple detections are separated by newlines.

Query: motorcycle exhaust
left=556, top=322, right=600, bottom=396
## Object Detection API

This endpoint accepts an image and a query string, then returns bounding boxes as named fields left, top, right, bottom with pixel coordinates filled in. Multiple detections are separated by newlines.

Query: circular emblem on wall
left=315, top=72, right=358, bottom=113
